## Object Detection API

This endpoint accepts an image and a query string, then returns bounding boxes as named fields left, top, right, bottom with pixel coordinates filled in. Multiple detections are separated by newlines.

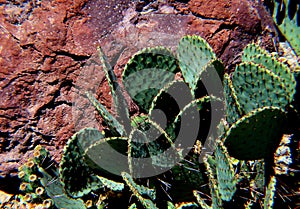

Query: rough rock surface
left=0, top=0, right=276, bottom=191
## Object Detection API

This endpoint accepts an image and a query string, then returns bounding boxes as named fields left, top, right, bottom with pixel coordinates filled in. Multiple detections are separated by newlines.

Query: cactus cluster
left=223, top=43, right=296, bottom=160
left=211, top=42, right=297, bottom=208
left=13, top=34, right=298, bottom=209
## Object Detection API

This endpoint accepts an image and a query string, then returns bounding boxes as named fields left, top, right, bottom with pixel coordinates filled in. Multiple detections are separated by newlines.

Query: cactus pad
left=83, top=136, right=129, bottom=175
left=200, top=155, right=223, bottom=209
left=177, top=35, right=216, bottom=92
left=149, top=80, right=193, bottom=140
left=122, top=46, right=179, bottom=112
left=214, top=141, right=237, bottom=201
left=231, top=62, right=290, bottom=114
left=194, top=59, right=224, bottom=99
left=96, top=176, right=124, bottom=192
left=121, top=172, right=158, bottom=208
left=224, top=107, right=286, bottom=160
left=59, top=128, right=104, bottom=198
left=242, top=43, right=276, bottom=59
left=242, top=43, right=296, bottom=99
left=38, top=167, right=86, bottom=209
left=223, top=73, right=242, bottom=124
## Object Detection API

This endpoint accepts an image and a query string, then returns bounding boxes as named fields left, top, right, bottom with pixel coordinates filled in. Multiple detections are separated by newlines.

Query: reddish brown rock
left=0, top=0, right=131, bottom=184
left=188, top=0, right=261, bottom=31
left=0, top=0, right=277, bottom=192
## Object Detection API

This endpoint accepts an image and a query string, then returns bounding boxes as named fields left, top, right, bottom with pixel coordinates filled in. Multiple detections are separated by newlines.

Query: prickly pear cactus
left=86, top=92, right=127, bottom=136
left=193, top=59, right=224, bottom=99
left=121, top=172, right=157, bottom=209
left=214, top=141, right=237, bottom=201
left=194, top=155, right=223, bottom=209
left=122, top=46, right=179, bottom=112
left=268, top=0, right=300, bottom=56
left=193, top=141, right=237, bottom=209
left=79, top=38, right=224, bottom=207
left=148, top=80, right=194, bottom=141
left=242, top=43, right=296, bottom=97
left=225, top=43, right=296, bottom=131
left=223, top=73, right=243, bottom=125
left=224, top=107, right=286, bottom=160
left=59, top=128, right=104, bottom=198
left=231, top=62, right=291, bottom=115
left=177, top=35, right=216, bottom=92
left=15, top=34, right=297, bottom=209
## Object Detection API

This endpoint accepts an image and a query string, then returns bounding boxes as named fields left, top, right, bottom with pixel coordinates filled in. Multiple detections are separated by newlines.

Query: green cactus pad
left=216, top=119, right=229, bottom=142
left=214, top=141, right=237, bottom=201
left=83, top=136, right=129, bottom=175
left=177, top=35, right=216, bottom=92
left=86, top=92, right=126, bottom=136
left=171, top=96, right=222, bottom=147
left=122, top=46, right=179, bottom=112
left=264, top=176, right=277, bottom=209
left=223, top=73, right=243, bottom=124
left=253, top=161, right=265, bottom=192
left=38, top=167, right=86, bottom=209
left=121, top=172, right=158, bottom=209
left=170, top=151, right=204, bottom=183
left=231, top=62, right=290, bottom=114
left=194, top=59, right=224, bottom=99
left=167, top=201, right=176, bottom=209
left=224, top=107, right=286, bottom=160
left=122, top=172, right=156, bottom=200
left=197, top=155, right=223, bottom=209
left=147, top=119, right=183, bottom=169
left=271, top=0, right=300, bottom=56
left=169, top=155, right=204, bottom=203
left=131, top=115, right=149, bottom=130
left=205, top=155, right=222, bottom=208
left=149, top=80, right=193, bottom=140
left=59, top=128, right=104, bottom=198
left=128, top=129, right=151, bottom=176
left=242, top=43, right=276, bottom=59
left=131, top=119, right=180, bottom=170
left=242, top=44, right=296, bottom=98
left=173, top=96, right=214, bottom=125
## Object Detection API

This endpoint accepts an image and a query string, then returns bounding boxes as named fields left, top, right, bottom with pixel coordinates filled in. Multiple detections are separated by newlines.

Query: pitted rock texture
left=0, top=0, right=131, bottom=186
left=0, top=0, right=276, bottom=191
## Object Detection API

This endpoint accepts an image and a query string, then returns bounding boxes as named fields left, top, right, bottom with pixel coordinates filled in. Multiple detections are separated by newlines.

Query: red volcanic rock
left=188, top=0, right=260, bottom=32
left=0, top=0, right=131, bottom=182
left=0, top=0, right=276, bottom=192
left=187, top=0, right=275, bottom=69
